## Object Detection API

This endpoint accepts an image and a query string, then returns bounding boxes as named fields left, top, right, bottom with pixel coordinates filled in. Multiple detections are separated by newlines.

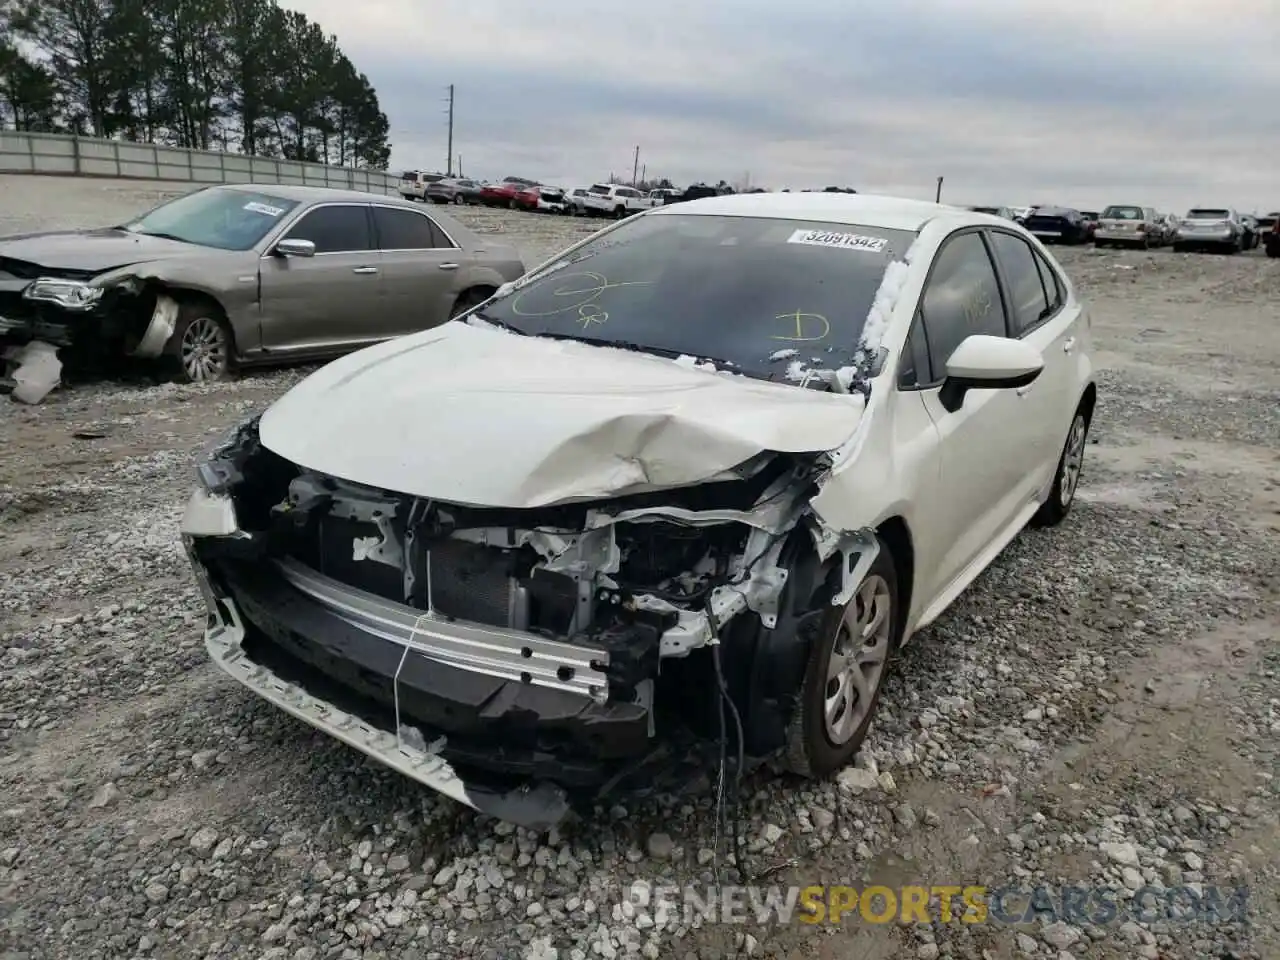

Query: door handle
left=1063, top=337, right=1077, bottom=353
left=352, top=266, right=378, bottom=275
left=438, top=262, right=459, bottom=270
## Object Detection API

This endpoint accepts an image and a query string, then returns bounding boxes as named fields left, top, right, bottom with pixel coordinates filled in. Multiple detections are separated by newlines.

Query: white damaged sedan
left=181, top=193, right=1095, bottom=827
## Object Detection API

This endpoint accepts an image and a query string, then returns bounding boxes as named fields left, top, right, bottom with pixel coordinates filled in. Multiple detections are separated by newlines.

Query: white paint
left=786, top=228, right=887, bottom=252
left=243, top=201, right=285, bottom=216
left=768, top=348, right=798, bottom=361
left=258, top=321, right=867, bottom=509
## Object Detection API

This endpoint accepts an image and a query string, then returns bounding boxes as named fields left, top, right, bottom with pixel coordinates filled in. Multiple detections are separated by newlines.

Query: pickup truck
left=580, top=183, right=655, bottom=218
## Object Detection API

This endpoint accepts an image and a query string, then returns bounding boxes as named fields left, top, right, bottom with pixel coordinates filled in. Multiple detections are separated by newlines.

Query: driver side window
left=912, top=231, right=1009, bottom=387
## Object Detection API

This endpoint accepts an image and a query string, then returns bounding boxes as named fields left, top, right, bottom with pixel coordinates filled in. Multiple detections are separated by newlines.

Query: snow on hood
left=258, top=321, right=865, bottom=509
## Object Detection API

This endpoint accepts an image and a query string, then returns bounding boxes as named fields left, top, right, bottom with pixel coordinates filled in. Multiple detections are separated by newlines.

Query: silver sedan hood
left=258, top=321, right=865, bottom=508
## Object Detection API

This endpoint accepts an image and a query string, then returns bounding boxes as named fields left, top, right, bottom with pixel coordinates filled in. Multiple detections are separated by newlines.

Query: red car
left=480, top=177, right=537, bottom=207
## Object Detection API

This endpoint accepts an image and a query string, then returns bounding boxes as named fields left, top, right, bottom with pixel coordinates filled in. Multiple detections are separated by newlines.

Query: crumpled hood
left=0, top=228, right=197, bottom=274
left=258, top=321, right=865, bottom=509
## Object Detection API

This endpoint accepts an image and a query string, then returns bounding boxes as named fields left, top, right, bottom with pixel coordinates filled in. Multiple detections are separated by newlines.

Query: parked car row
left=994, top=202, right=1275, bottom=255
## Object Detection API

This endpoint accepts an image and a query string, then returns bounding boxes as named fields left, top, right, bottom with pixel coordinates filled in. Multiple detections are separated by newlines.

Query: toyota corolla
left=180, top=193, right=1096, bottom=827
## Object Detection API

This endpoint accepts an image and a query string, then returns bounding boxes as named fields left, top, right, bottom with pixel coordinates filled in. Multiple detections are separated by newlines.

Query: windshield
left=1186, top=209, right=1229, bottom=219
left=1102, top=205, right=1143, bottom=220
left=124, top=187, right=299, bottom=250
left=473, top=213, right=916, bottom=384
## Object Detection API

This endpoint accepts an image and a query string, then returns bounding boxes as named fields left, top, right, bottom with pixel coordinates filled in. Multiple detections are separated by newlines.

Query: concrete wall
left=0, top=131, right=399, bottom=194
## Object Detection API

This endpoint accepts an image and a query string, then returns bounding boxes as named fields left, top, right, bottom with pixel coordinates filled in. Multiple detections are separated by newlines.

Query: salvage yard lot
left=1, top=175, right=1278, bottom=960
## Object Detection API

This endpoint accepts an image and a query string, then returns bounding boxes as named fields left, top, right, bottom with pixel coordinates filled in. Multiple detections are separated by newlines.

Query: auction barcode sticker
left=787, top=229, right=887, bottom=252
left=244, top=201, right=286, bottom=216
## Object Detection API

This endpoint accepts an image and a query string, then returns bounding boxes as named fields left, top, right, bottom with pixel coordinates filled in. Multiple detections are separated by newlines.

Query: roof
left=647, top=191, right=960, bottom=232
left=213, top=183, right=414, bottom=206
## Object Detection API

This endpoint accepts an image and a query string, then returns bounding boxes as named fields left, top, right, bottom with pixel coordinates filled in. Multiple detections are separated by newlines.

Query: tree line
left=0, top=0, right=391, bottom=169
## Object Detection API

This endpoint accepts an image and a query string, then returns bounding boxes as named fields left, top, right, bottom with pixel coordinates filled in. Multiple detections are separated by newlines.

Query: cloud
left=285, top=0, right=1280, bottom=212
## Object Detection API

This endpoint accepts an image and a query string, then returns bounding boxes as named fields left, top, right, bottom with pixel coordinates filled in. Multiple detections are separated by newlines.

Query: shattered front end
left=181, top=416, right=877, bottom=827
left=1, top=258, right=182, bottom=397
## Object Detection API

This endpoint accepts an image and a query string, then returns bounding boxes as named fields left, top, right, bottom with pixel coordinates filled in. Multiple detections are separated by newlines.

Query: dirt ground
left=1, top=175, right=1277, bottom=960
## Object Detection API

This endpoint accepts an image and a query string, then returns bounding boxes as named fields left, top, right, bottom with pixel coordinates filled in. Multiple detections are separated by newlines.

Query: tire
left=1031, top=405, right=1090, bottom=528
left=453, top=194, right=464, bottom=205
left=785, top=540, right=898, bottom=777
left=168, top=301, right=233, bottom=384
left=614, top=206, right=626, bottom=219
left=509, top=199, right=518, bottom=210
left=450, top=287, right=492, bottom=319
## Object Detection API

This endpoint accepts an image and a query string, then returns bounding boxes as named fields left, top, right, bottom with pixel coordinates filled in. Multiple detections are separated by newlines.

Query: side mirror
left=938, top=335, right=1044, bottom=413
left=275, top=238, right=315, bottom=258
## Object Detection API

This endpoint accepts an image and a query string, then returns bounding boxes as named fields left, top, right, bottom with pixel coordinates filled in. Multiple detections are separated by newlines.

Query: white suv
left=399, top=171, right=446, bottom=201
left=581, top=184, right=653, bottom=218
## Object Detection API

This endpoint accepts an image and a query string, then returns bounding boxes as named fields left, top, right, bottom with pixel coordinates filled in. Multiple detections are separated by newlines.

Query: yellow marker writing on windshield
left=772, top=310, right=831, bottom=341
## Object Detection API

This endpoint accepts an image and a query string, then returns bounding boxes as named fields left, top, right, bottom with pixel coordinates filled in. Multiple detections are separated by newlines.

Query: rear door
left=905, top=229, right=1049, bottom=601
left=259, top=203, right=384, bottom=352
left=371, top=203, right=465, bottom=335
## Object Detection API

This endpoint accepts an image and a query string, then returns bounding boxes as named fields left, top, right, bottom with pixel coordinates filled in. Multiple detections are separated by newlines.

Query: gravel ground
left=1, top=176, right=1278, bottom=960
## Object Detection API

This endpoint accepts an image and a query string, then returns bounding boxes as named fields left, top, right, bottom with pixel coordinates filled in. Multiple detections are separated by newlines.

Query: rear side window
left=374, top=207, right=452, bottom=250
left=1102, top=205, right=1143, bottom=220
left=1032, top=248, right=1065, bottom=312
left=990, top=232, right=1049, bottom=335
left=283, top=205, right=372, bottom=253
left=918, top=231, right=1008, bottom=374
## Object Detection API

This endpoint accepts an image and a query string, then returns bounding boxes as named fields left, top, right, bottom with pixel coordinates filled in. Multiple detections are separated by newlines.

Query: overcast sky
left=285, top=0, right=1279, bottom=213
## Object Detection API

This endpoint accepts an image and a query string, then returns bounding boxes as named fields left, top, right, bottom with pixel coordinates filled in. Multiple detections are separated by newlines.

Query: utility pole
left=444, top=84, right=455, bottom=175
left=935, top=176, right=944, bottom=203
left=632, top=146, right=640, bottom=186
left=457, top=154, right=462, bottom=176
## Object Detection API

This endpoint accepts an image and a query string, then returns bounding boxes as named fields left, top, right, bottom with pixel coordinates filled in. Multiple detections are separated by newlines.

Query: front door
left=259, top=203, right=385, bottom=353
left=908, top=230, right=1048, bottom=603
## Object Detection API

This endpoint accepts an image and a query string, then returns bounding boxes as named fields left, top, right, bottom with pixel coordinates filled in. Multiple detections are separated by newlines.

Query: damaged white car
left=181, top=193, right=1096, bottom=827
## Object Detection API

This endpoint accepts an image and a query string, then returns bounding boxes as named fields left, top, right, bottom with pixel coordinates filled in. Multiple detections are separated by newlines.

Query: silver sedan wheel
left=1059, top=414, right=1087, bottom=507
left=823, top=574, right=892, bottom=745
left=180, top=316, right=228, bottom=382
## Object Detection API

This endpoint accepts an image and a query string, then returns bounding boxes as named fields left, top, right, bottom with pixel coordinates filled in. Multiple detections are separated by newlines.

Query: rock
left=311, top=859, right=334, bottom=881
left=1042, top=921, right=1081, bottom=949
left=761, top=823, right=784, bottom=845
left=1016, top=931, right=1038, bottom=954
left=646, top=833, right=674, bottom=860
left=1100, top=841, right=1140, bottom=866
left=387, top=854, right=411, bottom=873
left=143, top=882, right=168, bottom=904
left=88, top=782, right=122, bottom=809
left=1184, top=852, right=1204, bottom=871
left=190, top=826, right=219, bottom=857
left=836, top=767, right=879, bottom=794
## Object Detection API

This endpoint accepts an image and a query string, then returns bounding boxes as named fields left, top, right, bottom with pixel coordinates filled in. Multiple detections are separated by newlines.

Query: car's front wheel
left=169, top=303, right=233, bottom=383
left=786, top=541, right=897, bottom=777
left=1031, top=405, right=1090, bottom=527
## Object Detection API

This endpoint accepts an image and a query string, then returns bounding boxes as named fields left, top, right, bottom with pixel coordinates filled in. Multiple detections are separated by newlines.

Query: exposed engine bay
left=184, top=415, right=879, bottom=826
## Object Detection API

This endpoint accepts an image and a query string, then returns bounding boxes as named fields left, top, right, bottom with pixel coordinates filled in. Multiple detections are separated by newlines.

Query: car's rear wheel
left=453, top=194, right=464, bottom=205
left=1031, top=405, right=1090, bottom=527
left=786, top=541, right=897, bottom=777
left=450, top=287, right=493, bottom=319
left=170, top=303, right=233, bottom=383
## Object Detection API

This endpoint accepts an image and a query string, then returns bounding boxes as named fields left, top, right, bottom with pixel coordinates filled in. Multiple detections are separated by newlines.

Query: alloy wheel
left=1059, top=414, right=1087, bottom=507
left=180, top=316, right=228, bottom=382
left=823, top=574, right=893, bottom=745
